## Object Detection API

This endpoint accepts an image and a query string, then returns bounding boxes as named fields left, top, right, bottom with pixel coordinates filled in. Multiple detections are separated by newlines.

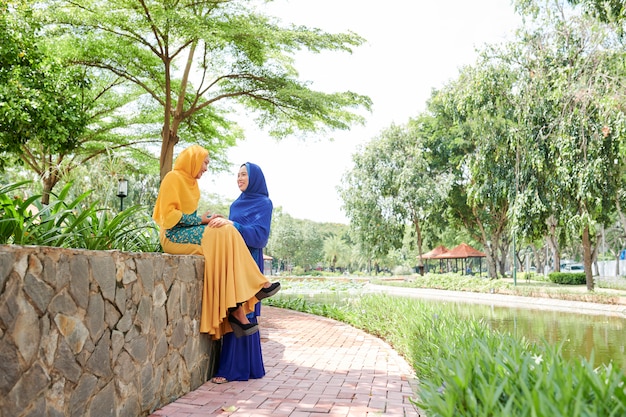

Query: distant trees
left=340, top=0, right=626, bottom=285
left=508, top=0, right=625, bottom=289
left=266, top=209, right=351, bottom=273
left=340, top=123, right=452, bottom=274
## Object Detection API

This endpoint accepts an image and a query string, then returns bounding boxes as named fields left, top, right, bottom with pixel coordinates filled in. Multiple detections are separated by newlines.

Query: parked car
left=562, top=263, right=584, bottom=272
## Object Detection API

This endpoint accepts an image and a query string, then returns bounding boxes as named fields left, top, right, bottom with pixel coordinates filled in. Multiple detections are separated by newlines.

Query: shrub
left=549, top=272, right=586, bottom=285
left=0, top=181, right=159, bottom=252
left=290, top=266, right=305, bottom=275
left=393, top=265, right=414, bottom=276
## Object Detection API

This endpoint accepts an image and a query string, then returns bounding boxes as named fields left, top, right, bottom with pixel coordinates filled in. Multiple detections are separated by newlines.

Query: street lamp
left=117, top=178, right=128, bottom=211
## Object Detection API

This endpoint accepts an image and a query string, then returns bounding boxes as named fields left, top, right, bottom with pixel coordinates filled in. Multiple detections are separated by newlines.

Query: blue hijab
left=229, top=163, right=273, bottom=255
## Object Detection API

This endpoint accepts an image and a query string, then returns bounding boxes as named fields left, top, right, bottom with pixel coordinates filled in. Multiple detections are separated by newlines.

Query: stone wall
left=0, top=245, right=218, bottom=417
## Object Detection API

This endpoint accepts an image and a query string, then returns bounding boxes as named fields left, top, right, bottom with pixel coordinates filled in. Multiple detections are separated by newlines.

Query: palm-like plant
left=0, top=181, right=159, bottom=252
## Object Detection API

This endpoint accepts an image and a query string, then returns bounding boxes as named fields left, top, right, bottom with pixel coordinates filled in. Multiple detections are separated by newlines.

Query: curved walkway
left=149, top=306, right=422, bottom=417
left=149, top=285, right=625, bottom=416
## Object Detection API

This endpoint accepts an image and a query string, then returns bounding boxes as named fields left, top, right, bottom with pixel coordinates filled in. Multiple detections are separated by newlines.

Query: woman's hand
left=207, top=215, right=232, bottom=228
left=201, top=212, right=224, bottom=224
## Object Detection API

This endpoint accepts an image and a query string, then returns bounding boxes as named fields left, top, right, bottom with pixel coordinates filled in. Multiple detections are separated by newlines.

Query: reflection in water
left=282, top=291, right=626, bottom=372
left=456, top=301, right=626, bottom=371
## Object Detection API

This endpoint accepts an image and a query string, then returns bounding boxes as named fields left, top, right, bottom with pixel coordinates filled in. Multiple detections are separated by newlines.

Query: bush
left=290, top=266, right=305, bottom=276
left=0, top=181, right=159, bottom=252
left=393, top=265, right=414, bottom=276
left=549, top=272, right=586, bottom=285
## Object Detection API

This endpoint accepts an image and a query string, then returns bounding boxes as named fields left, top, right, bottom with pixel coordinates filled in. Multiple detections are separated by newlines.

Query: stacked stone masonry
left=0, top=245, right=217, bottom=417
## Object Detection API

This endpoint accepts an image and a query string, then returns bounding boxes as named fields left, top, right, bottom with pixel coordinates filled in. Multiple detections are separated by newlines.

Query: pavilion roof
left=421, top=245, right=449, bottom=259
left=433, top=242, right=486, bottom=259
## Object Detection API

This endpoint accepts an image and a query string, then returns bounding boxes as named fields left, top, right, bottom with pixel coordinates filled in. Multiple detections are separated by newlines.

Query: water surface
left=279, top=291, right=626, bottom=371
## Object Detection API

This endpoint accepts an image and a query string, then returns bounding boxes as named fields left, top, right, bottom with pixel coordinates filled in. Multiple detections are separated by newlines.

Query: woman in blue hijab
left=210, top=162, right=273, bottom=383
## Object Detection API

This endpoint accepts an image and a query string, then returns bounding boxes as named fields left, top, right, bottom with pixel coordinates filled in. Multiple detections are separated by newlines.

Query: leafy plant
left=0, top=181, right=40, bottom=243
left=549, top=272, right=587, bottom=285
left=0, top=181, right=159, bottom=251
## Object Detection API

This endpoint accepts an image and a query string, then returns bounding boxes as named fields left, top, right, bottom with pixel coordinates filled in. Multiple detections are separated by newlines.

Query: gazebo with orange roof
left=419, top=245, right=449, bottom=273
left=421, top=245, right=449, bottom=259
left=433, top=242, right=486, bottom=276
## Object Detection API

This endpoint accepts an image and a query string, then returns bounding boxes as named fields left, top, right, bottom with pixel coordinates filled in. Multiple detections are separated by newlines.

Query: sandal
left=255, top=282, right=281, bottom=300
left=211, top=376, right=228, bottom=384
left=228, top=314, right=258, bottom=338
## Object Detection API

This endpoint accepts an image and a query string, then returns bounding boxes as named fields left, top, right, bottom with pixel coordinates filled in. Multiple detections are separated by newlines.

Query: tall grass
left=267, top=293, right=626, bottom=416
left=0, top=181, right=159, bottom=252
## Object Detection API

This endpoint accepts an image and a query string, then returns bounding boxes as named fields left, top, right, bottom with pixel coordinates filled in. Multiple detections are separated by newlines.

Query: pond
left=278, top=290, right=626, bottom=372
left=432, top=300, right=626, bottom=372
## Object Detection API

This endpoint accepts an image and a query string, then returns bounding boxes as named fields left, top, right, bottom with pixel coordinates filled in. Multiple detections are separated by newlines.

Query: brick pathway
left=149, top=306, right=422, bottom=416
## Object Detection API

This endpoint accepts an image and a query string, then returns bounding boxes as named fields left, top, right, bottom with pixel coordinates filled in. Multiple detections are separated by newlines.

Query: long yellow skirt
left=160, top=224, right=269, bottom=339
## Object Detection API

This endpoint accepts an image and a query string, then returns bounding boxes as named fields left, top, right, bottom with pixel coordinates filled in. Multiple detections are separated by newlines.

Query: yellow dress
left=153, top=145, right=269, bottom=339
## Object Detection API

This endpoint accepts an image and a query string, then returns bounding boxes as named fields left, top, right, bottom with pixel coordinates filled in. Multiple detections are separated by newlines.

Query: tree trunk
left=616, top=198, right=626, bottom=236
left=531, top=244, right=545, bottom=275
left=412, top=214, right=424, bottom=276
left=545, top=215, right=562, bottom=272
left=498, top=241, right=508, bottom=277
left=582, top=225, right=594, bottom=291
left=42, top=182, right=52, bottom=205
left=159, top=44, right=195, bottom=180
left=476, top=217, right=500, bottom=279
left=159, top=129, right=178, bottom=180
left=591, top=234, right=599, bottom=276
left=41, top=168, right=59, bottom=205
left=485, top=246, right=498, bottom=279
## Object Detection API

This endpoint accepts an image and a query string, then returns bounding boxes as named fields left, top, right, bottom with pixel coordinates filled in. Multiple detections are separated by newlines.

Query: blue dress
left=213, top=163, right=273, bottom=381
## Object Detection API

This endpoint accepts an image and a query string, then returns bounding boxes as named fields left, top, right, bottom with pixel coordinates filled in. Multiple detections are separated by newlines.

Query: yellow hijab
left=152, top=145, right=208, bottom=230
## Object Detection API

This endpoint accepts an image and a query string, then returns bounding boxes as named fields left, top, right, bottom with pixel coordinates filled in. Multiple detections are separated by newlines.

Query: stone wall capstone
left=0, top=244, right=218, bottom=417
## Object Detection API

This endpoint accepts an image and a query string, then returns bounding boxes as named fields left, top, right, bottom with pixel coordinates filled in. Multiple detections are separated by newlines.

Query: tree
left=512, top=0, right=626, bottom=289
left=1, top=2, right=166, bottom=203
left=266, top=210, right=300, bottom=273
left=564, top=0, right=626, bottom=264
left=340, top=123, right=452, bottom=272
left=323, top=234, right=350, bottom=271
left=565, top=0, right=626, bottom=31
left=0, top=1, right=90, bottom=202
left=45, top=0, right=372, bottom=179
left=296, top=221, right=324, bottom=271
left=422, top=61, right=519, bottom=279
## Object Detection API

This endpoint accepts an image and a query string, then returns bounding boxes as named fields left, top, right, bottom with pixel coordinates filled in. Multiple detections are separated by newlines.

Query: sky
left=199, top=0, right=522, bottom=224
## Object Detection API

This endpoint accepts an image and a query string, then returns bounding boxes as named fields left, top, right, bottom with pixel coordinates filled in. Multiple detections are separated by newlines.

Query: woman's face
left=237, top=165, right=249, bottom=192
left=196, top=156, right=210, bottom=179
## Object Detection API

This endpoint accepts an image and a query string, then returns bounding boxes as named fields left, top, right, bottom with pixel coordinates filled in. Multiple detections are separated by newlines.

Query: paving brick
left=149, top=307, right=422, bottom=416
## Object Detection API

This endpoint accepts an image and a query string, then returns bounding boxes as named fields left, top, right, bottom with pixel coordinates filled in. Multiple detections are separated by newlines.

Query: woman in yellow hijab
left=153, top=145, right=280, bottom=339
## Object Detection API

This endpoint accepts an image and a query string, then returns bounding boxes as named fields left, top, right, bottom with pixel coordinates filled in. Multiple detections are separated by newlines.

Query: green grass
left=266, top=283, right=626, bottom=417
left=372, top=273, right=626, bottom=305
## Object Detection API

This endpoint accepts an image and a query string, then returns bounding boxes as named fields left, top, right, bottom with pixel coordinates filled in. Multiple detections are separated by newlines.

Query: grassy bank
left=281, top=272, right=626, bottom=305
left=266, top=279, right=626, bottom=416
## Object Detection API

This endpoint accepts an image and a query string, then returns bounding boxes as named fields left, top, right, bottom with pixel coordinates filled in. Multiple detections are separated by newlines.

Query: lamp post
left=117, top=178, right=128, bottom=211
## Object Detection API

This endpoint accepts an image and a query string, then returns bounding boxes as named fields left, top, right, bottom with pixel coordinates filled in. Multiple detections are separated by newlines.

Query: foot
left=228, top=313, right=258, bottom=338
left=256, top=282, right=281, bottom=300
left=211, top=376, right=228, bottom=384
left=230, top=305, right=251, bottom=325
